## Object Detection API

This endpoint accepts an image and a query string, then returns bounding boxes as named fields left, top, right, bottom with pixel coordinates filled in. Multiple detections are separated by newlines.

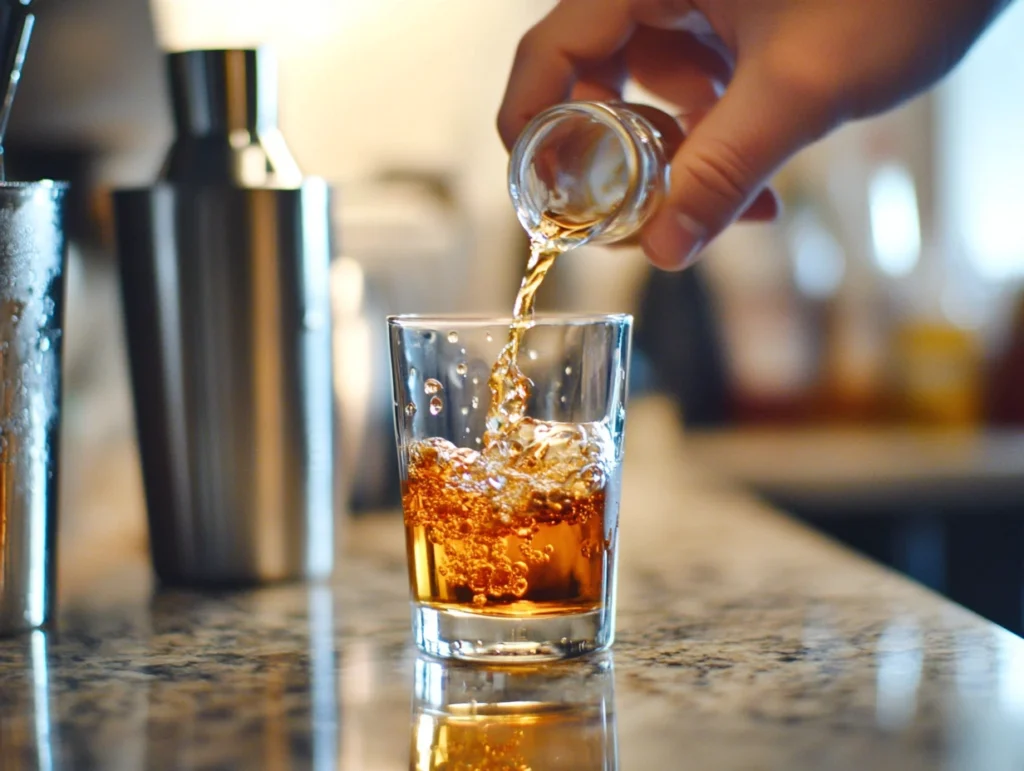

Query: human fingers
left=641, top=64, right=830, bottom=270
left=625, top=32, right=779, bottom=224
left=675, top=106, right=781, bottom=223
left=498, top=0, right=638, bottom=149
left=569, top=53, right=628, bottom=103
left=625, top=25, right=731, bottom=101
left=498, top=0, right=717, bottom=147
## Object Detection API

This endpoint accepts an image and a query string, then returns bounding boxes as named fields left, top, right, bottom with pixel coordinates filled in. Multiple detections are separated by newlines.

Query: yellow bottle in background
left=891, top=319, right=983, bottom=427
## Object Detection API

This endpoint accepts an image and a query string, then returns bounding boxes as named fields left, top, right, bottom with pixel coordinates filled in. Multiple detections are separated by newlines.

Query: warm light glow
left=869, top=164, right=921, bottom=277
left=940, top=280, right=988, bottom=330
left=790, top=209, right=846, bottom=299
left=414, top=713, right=436, bottom=769
left=149, top=0, right=337, bottom=50
left=939, top=0, right=1024, bottom=281
left=331, top=257, right=371, bottom=508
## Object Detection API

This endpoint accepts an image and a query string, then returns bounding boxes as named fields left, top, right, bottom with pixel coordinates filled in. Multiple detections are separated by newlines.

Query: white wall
left=273, top=1, right=556, bottom=311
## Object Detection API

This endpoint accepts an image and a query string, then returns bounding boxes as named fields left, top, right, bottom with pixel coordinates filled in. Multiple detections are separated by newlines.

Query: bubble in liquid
left=39, top=337, right=51, bottom=352
left=447, top=331, right=459, bottom=344
left=560, top=395, right=567, bottom=404
left=405, top=402, right=417, bottom=417
left=474, top=437, right=482, bottom=445
left=528, top=349, right=539, bottom=361
left=409, top=366, right=417, bottom=378
left=424, top=378, right=443, bottom=395
left=471, top=396, right=480, bottom=409
left=460, top=406, right=470, bottom=416
left=429, top=396, right=444, bottom=415
left=472, top=376, right=479, bottom=385
left=465, top=426, right=472, bottom=434
left=565, top=365, right=573, bottom=376
left=485, top=333, right=493, bottom=343
left=456, top=362, right=468, bottom=376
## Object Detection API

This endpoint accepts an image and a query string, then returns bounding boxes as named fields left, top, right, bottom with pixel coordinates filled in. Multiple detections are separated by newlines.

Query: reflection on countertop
left=2, top=398, right=1024, bottom=770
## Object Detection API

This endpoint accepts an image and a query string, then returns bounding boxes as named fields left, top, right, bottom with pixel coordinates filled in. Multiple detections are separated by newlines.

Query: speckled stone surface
left=2, top=399, right=1023, bottom=770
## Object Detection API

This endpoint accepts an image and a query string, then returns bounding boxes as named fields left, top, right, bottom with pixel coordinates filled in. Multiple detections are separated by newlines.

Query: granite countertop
left=2, top=398, right=1024, bottom=770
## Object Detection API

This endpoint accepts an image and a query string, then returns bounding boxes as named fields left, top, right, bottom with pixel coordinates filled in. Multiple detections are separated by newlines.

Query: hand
left=498, top=0, right=1007, bottom=270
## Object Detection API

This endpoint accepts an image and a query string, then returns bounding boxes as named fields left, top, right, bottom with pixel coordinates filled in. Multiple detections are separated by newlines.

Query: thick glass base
left=413, top=604, right=612, bottom=662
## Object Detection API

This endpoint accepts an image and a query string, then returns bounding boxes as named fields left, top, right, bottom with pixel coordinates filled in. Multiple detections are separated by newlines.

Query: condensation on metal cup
left=0, top=181, right=68, bottom=637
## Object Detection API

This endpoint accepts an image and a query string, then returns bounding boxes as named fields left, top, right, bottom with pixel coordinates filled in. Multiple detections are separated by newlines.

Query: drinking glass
left=410, top=652, right=618, bottom=770
left=389, top=314, right=632, bottom=662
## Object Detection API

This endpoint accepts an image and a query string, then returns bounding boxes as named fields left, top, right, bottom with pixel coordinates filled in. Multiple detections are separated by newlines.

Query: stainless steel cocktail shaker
left=114, top=49, right=337, bottom=586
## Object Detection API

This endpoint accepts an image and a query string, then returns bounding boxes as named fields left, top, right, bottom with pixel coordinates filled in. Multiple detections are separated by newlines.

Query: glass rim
left=508, top=100, right=641, bottom=243
left=388, top=312, right=633, bottom=329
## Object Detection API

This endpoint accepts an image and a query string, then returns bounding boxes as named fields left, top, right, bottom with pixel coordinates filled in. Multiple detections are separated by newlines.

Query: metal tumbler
left=114, top=181, right=336, bottom=587
left=0, top=181, right=67, bottom=636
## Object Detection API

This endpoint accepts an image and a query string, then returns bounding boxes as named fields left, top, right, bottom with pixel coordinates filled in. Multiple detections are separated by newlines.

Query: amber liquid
left=403, top=218, right=616, bottom=617
left=412, top=701, right=613, bottom=771
left=404, top=458, right=612, bottom=615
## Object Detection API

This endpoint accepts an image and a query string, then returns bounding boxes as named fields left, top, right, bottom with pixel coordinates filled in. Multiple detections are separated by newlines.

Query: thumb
left=641, top=66, right=832, bottom=270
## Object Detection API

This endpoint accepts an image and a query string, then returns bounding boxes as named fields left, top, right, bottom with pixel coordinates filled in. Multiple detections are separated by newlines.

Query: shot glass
left=411, top=652, right=618, bottom=770
left=389, top=314, right=632, bottom=662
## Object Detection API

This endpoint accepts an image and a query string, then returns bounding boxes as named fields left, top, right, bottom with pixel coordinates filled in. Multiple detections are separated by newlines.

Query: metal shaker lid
left=0, top=0, right=34, bottom=178
left=167, top=48, right=277, bottom=138
left=161, top=47, right=301, bottom=186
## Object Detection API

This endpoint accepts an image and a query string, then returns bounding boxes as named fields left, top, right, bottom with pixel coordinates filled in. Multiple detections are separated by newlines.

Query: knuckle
left=760, top=54, right=845, bottom=136
left=682, top=138, right=758, bottom=210
left=514, top=27, right=545, bottom=65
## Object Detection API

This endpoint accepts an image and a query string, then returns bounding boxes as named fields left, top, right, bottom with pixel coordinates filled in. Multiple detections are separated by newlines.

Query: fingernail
left=643, top=211, right=707, bottom=270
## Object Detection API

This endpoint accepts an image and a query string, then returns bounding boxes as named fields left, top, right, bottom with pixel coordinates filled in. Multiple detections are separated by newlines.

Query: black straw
left=0, top=0, right=34, bottom=181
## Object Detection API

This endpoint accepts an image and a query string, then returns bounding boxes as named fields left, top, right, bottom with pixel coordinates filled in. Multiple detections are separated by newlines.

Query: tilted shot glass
left=389, top=314, right=631, bottom=662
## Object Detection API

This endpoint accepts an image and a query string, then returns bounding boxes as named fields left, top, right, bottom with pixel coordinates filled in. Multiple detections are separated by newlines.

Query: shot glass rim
left=388, top=312, right=633, bottom=330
